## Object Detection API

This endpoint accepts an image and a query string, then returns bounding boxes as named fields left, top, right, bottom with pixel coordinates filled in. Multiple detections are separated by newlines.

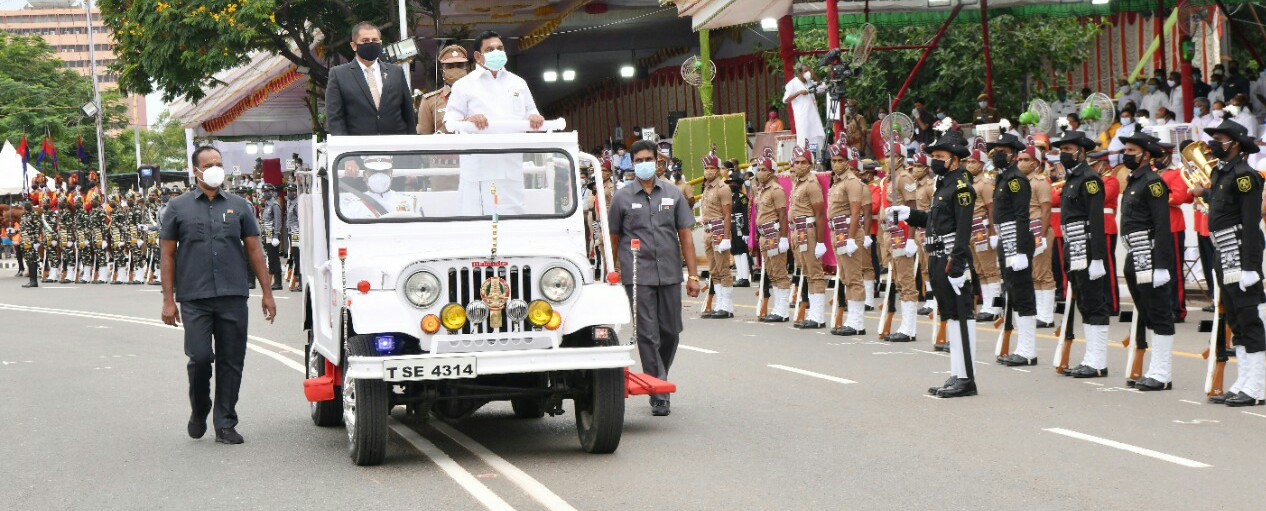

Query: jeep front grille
left=448, top=264, right=532, bottom=336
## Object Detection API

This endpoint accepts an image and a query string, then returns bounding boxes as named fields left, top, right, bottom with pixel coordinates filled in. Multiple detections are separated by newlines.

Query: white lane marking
left=246, top=343, right=305, bottom=372
left=910, top=348, right=949, bottom=357
left=1011, top=368, right=1031, bottom=373
left=1243, top=411, right=1266, bottom=419
left=1043, top=428, right=1212, bottom=468
left=1179, top=400, right=1204, bottom=406
left=767, top=364, right=857, bottom=385
left=249, top=335, right=304, bottom=354
left=679, top=345, right=719, bottom=354
left=431, top=421, right=578, bottom=511
left=1083, top=382, right=1105, bottom=386
left=390, top=423, right=517, bottom=511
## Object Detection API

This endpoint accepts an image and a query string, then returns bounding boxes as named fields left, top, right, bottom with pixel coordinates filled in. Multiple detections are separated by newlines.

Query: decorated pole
left=981, top=0, right=995, bottom=106
left=826, top=0, right=843, bottom=138
left=700, top=29, right=714, bottom=116
left=778, top=15, right=797, bottom=134
left=1179, top=0, right=1194, bottom=120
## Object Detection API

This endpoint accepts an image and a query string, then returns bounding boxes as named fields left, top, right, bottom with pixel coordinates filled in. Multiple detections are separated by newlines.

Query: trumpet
left=1179, top=140, right=1216, bottom=212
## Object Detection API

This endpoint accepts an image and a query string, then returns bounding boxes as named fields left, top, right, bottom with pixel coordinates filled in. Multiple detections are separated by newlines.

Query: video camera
left=818, top=48, right=862, bottom=100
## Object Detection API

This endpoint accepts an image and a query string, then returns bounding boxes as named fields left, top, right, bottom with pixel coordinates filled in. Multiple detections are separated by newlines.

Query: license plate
left=382, top=357, right=477, bottom=382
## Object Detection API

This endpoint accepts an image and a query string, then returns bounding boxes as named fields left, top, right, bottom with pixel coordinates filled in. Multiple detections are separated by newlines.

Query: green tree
left=764, top=15, right=1102, bottom=124
left=110, top=111, right=190, bottom=173
left=0, top=32, right=128, bottom=174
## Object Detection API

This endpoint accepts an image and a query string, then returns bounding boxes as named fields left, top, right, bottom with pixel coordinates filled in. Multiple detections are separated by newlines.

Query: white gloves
left=989, top=235, right=999, bottom=249
left=1088, top=260, right=1106, bottom=280
left=778, top=238, right=790, bottom=254
left=863, top=236, right=872, bottom=249
left=843, top=238, right=859, bottom=255
left=1034, top=238, right=1046, bottom=256
left=1152, top=268, right=1171, bottom=288
left=51, top=240, right=58, bottom=248
left=904, top=239, right=918, bottom=258
left=948, top=273, right=968, bottom=295
left=1009, top=254, right=1029, bottom=272
left=1241, top=270, right=1261, bottom=290
left=270, top=238, right=281, bottom=247
left=100, top=241, right=107, bottom=249
left=814, top=242, right=827, bottom=259
left=889, top=205, right=911, bottom=223
left=716, top=238, right=732, bottom=252
left=136, top=240, right=144, bottom=248
left=34, top=243, right=41, bottom=251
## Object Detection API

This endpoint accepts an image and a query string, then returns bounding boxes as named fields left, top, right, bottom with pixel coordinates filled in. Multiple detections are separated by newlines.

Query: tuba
left=1179, top=140, right=1216, bottom=212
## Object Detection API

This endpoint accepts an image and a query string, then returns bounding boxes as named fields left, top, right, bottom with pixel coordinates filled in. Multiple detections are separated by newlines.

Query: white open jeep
left=297, top=124, right=637, bottom=465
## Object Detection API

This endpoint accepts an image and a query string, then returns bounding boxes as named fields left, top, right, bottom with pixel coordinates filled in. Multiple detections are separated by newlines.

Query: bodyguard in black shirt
left=1196, top=121, right=1265, bottom=406
left=161, top=146, right=278, bottom=443
left=890, top=132, right=978, bottom=398
left=988, top=134, right=1039, bottom=366
left=1118, top=133, right=1177, bottom=391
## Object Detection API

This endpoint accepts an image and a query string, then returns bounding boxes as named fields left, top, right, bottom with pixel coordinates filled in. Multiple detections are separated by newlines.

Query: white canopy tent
left=0, top=141, right=39, bottom=196
left=168, top=51, right=317, bottom=139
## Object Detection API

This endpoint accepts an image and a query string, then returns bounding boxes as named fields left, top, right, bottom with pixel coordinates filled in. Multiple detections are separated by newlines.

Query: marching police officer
left=988, top=134, right=1040, bottom=366
left=1117, top=132, right=1177, bottom=390
left=754, top=157, right=792, bottom=322
left=1052, top=130, right=1112, bottom=378
left=284, top=184, right=301, bottom=292
left=260, top=184, right=284, bottom=291
left=699, top=153, right=735, bottom=318
left=826, top=142, right=871, bottom=335
left=789, top=146, right=828, bottom=329
left=417, top=44, right=470, bottom=135
left=1196, top=120, right=1265, bottom=406
left=891, top=132, right=979, bottom=398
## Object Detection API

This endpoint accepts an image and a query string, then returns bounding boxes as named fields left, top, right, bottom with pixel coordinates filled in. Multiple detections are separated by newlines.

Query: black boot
left=1066, top=365, right=1108, bottom=378
left=929, top=376, right=957, bottom=395
left=1135, top=377, right=1173, bottom=391
left=22, top=275, right=38, bottom=288
left=733, top=279, right=751, bottom=288
left=936, top=378, right=978, bottom=398
left=886, top=332, right=915, bottom=343
left=758, top=314, right=788, bottom=323
left=1225, top=392, right=1265, bottom=407
left=997, top=354, right=1037, bottom=366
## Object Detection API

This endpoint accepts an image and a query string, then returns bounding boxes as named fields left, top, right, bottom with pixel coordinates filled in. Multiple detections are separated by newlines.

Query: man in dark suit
left=325, top=22, right=417, bottom=136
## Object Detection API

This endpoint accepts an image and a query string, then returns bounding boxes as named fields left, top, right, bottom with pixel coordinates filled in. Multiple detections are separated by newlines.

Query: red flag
left=16, top=135, right=29, bottom=165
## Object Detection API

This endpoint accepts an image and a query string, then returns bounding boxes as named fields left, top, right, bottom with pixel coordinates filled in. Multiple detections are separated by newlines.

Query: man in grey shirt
left=161, top=146, right=277, bottom=444
left=608, top=140, right=702, bottom=416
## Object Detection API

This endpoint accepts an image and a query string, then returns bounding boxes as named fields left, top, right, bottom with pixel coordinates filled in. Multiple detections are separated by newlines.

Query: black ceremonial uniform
left=903, top=133, right=977, bottom=398
left=1121, top=164, right=1176, bottom=336
left=989, top=134, right=1040, bottom=366
left=1054, top=130, right=1113, bottom=378
left=728, top=175, right=751, bottom=286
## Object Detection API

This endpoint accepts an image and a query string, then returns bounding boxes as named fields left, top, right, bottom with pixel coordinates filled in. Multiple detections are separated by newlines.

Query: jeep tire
left=574, top=367, right=624, bottom=454
left=344, top=335, right=389, bottom=466
left=306, top=330, right=342, bottom=427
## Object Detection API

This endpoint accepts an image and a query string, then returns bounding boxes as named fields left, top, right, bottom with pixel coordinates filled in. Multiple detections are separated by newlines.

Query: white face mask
left=803, top=71, right=812, bottom=81
left=367, top=172, right=392, bottom=194
left=201, top=166, right=225, bottom=188
left=1167, top=80, right=1176, bottom=87
left=1213, top=109, right=1225, bottom=117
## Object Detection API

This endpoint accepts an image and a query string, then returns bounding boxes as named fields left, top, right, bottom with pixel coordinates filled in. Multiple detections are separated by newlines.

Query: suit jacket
left=325, top=60, right=417, bottom=136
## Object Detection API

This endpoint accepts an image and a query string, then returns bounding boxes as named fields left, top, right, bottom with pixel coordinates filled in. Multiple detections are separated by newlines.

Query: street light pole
left=84, top=0, right=107, bottom=196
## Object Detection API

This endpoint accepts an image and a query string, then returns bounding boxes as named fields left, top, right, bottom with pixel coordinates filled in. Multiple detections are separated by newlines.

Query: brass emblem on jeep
left=481, top=277, right=510, bottom=328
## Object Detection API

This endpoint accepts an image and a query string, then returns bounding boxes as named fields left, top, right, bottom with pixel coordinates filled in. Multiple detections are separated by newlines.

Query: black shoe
left=704, top=310, right=734, bottom=319
left=933, top=342, right=950, bottom=352
left=22, top=279, right=38, bottom=288
left=1061, top=364, right=1086, bottom=376
left=917, top=306, right=933, bottom=316
left=831, top=326, right=864, bottom=336
left=1067, top=365, right=1108, bottom=378
left=976, top=312, right=998, bottom=322
left=936, top=378, right=978, bottom=398
left=758, top=314, right=789, bottom=323
left=886, top=332, right=916, bottom=343
left=249, top=282, right=256, bottom=289
left=864, top=304, right=875, bottom=311
left=929, top=376, right=957, bottom=395
left=1201, top=305, right=1215, bottom=313
left=998, top=353, right=1037, bottom=366
left=733, top=279, right=751, bottom=288
left=794, top=320, right=825, bottom=329
left=1037, top=320, right=1055, bottom=329
left=215, top=428, right=244, bottom=444
left=59, top=278, right=71, bottom=284
left=1174, top=316, right=1186, bottom=324
left=271, top=283, right=283, bottom=291
left=651, top=399, right=671, bottom=416
left=1225, top=392, right=1265, bottom=407
left=1135, top=377, right=1173, bottom=391
left=188, top=416, right=208, bottom=439
left=289, top=286, right=301, bottom=293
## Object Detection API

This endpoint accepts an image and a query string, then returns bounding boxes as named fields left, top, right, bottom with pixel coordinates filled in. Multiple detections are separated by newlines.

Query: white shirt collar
left=358, top=58, right=379, bottom=76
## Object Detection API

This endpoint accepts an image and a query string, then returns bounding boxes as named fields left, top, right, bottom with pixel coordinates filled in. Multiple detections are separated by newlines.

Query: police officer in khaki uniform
left=789, top=146, right=828, bottom=329
left=965, top=149, right=1003, bottom=321
left=754, top=157, right=792, bottom=322
left=883, top=151, right=921, bottom=342
left=416, top=44, right=470, bottom=135
left=913, top=155, right=936, bottom=316
left=699, top=152, right=735, bottom=318
left=826, top=142, right=871, bottom=335
left=1023, top=147, right=1057, bottom=328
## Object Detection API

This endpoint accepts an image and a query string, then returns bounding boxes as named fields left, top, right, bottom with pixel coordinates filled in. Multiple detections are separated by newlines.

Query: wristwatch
left=688, top=276, right=700, bottom=282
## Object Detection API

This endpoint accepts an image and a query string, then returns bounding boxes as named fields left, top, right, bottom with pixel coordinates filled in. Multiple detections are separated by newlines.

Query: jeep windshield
left=333, top=150, right=577, bottom=222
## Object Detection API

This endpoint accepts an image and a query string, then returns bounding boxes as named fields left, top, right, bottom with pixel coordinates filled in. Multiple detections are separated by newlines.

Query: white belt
left=1104, top=208, right=1115, bottom=215
left=793, top=216, right=815, bottom=225
left=1051, top=208, right=1061, bottom=213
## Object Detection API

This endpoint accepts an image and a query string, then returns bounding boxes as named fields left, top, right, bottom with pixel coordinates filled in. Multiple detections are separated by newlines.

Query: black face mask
left=1209, top=141, right=1231, bottom=160
left=355, top=42, right=382, bottom=62
left=263, top=192, right=274, bottom=200
left=288, top=193, right=297, bottom=200
left=1059, top=152, right=1080, bottom=170
left=930, top=158, right=950, bottom=176
left=1122, top=153, right=1143, bottom=171
left=990, top=152, right=1010, bottom=169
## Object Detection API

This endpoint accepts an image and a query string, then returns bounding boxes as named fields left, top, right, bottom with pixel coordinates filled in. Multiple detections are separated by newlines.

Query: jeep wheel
left=574, top=368, right=624, bottom=453
left=511, top=398, right=546, bottom=419
left=344, top=335, right=389, bottom=466
left=306, top=330, right=341, bottom=427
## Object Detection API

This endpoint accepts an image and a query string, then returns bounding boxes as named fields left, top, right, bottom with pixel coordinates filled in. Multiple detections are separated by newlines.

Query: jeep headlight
left=403, top=271, right=441, bottom=308
left=539, top=267, right=575, bottom=303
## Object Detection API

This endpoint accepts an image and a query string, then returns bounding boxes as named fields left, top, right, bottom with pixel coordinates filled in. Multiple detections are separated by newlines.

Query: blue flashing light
left=374, top=335, right=396, bottom=354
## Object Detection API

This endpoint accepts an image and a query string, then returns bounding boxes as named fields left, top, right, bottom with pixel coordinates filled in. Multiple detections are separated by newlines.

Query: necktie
left=367, top=68, right=381, bottom=109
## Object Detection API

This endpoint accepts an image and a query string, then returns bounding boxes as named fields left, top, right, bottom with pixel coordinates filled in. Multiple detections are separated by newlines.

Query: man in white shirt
left=1116, top=79, right=1143, bottom=113
left=782, top=63, right=827, bottom=154
left=1191, top=98, right=1216, bottom=142
left=444, top=31, right=545, bottom=216
left=1251, top=68, right=1266, bottom=123
left=1051, top=87, right=1077, bottom=119
left=1166, top=72, right=1186, bottom=122
left=1141, top=78, right=1169, bottom=117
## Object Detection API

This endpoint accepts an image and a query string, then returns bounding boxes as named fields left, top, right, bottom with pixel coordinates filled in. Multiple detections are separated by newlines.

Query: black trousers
left=1124, top=260, right=1175, bottom=336
left=1052, top=237, right=1066, bottom=299
left=264, top=243, right=282, bottom=284
left=1198, top=234, right=1215, bottom=297
left=181, top=296, right=249, bottom=429
left=929, top=255, right=976, bottom=321
left=1171, top=231, right=1187, bottom=320
left=1068, top=268, right=1112, bottom=326
left=999, top=264, right=1037, bottom=316
left=15, top=246, right=25, bottom=273
left=624, top=283, right=682, bottom=402
left=289, top=246, right=301, bottom=282
left=1219, top=274, right=1266, bottom=353
left=1105, top=234, right=1120, bottom=315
